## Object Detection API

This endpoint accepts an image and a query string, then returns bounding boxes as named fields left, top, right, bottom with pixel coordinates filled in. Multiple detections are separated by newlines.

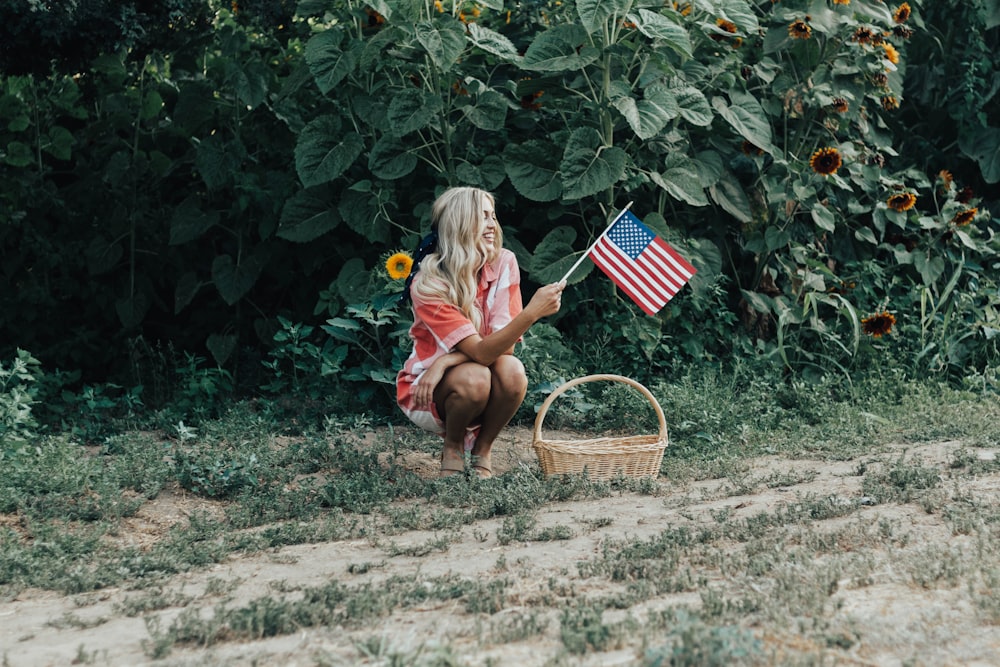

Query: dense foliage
left=0, top=0, right=997, bottom=419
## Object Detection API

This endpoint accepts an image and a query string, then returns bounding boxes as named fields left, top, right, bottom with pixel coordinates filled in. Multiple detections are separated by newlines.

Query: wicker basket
left=532, top=374, right=668, bottom=480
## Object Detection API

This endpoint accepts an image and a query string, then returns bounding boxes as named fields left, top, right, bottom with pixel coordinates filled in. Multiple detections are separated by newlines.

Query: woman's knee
left=492, top=356, right=528, bottom=397
left=447, top=363, right=492, bottom=404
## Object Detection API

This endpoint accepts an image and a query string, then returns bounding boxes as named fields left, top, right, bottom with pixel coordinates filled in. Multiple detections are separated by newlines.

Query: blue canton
left=608, top=212, right=653, bottom=260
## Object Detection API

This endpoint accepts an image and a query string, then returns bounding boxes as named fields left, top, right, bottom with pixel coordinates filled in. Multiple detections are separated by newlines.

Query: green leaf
left=206, top=334, right=237, bottom=366
left=295, top=115, right=364, bottom=187
left=466, top=23, right=521, bottom=60
left=212, top=253, right=265, bottom=306
left=322, top=316, right=362, bottom=345
left=708, top=170, right=752, bottom=223
left=115, top=293, right=150, bottom=329
left=368, top=135, right=418, bottom=180
left=339, top=188, right=391, bottom=242
left=811, top=202, right=837, bottom=232
left=386, top=88, right=442, bottom=137
left=633, top=9, right=692, bottom=58
left=717, top=0, right=758, bottom=33
left=765, top=226, right=790, bottom=251
left=914, top=252, right=945, bottom=286
left=854, top=227, right=877, bottom=245
left=503, top=141, right=563, bottom=202
left=958, top=125, right=1000, bottom=184
left=651, top=155, right=708, bottom=206
left=577, top=0, right=630, bottom=33
left=336, top=258, right=370, bottom=302
left=170, top=197, right=220, bottom=245
left=305, top=29, right=358, bottom=94
left=43, top=126, right=74, bottom=160
left=674, top=86, right=713, bottom=127
left=462, top=85, right=508, bottom=131
left=4, top=141, right=32, bottom=167
left=529, top=226, right=579, bottom=283
left=415, top=18, right=467, bottom=71
left=140, top=90, right=163, bottom=121
left=278, top=189, right=341, bottom=242
left=712, top=92, right=775, bottom=154
left=522, top=24, right=600, bottom=72
left=561, top=128, right=627, bottom=200
left=614, top=83, right=679, bottom=140
left=196, top=134, right=246, bottom=190
left=226, top=60, right=269, bottom=109
left=85, top=236, right=122, bottom=275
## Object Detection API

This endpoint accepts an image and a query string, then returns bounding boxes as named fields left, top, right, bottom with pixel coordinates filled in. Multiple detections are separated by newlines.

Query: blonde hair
left=412, top=187, right=503, bottom=331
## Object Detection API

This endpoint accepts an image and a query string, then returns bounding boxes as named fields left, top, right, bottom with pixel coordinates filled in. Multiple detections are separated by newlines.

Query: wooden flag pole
left=558, top=201, right=634, bottom=284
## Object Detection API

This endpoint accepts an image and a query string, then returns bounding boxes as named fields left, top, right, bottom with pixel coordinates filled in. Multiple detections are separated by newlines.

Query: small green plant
left=260, top=316, right=347, bottom=399
left=0, top=349, right=41, bottom=448
left=643, top=609, right=762, bottom=667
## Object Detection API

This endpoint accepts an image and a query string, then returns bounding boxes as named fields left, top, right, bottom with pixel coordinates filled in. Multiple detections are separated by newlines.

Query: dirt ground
left=2, top=428, right=1000, bottom=667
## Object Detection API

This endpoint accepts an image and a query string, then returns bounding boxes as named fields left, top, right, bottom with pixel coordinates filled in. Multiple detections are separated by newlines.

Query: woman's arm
left=455, top=281, right=564, bottom=366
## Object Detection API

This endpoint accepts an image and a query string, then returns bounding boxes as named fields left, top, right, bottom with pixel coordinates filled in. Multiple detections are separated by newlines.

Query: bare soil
left=2, top=428, right=999, bottom=667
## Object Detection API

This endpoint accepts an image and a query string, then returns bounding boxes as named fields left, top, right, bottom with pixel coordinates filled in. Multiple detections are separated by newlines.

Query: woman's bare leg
left=470, top=355, right=528, bottom=476
left=433, top=362, right=491, bottom=476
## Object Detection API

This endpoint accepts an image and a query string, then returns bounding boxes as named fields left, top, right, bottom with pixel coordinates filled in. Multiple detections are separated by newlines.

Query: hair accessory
left=399, top=230, right=438, bottom=304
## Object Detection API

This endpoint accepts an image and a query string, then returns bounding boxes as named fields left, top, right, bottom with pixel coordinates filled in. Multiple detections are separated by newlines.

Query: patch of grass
left=861, top=456, right=942, bottom=505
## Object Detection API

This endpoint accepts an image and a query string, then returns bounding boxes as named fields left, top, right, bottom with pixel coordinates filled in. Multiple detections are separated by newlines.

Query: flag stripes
left=589, top=211, right=696, bottom=315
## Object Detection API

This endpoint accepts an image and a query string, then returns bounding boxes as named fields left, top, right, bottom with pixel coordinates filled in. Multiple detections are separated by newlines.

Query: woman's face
left=480, top=196, right=497, bottom=250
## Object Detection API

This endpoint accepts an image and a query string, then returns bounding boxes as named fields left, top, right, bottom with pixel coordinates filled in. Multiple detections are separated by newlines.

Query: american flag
left=590, top=211, right=697, bottom=315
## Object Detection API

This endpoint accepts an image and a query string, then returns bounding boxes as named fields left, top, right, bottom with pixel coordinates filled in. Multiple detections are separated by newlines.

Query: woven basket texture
left=532, top=374, right=668, bottom=480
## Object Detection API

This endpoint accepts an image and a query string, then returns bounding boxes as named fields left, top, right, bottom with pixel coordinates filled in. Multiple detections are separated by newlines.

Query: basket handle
left=532, top=374, right=668, bottom=444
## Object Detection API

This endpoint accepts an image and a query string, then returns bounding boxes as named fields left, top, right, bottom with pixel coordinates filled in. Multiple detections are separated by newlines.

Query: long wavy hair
left=411, top=187, right=503, bottom=331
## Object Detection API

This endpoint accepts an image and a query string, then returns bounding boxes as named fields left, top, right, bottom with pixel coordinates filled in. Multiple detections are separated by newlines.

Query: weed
left=643, top=609, right=762, bottom=666
left=559, top=602, right=636, bottom=654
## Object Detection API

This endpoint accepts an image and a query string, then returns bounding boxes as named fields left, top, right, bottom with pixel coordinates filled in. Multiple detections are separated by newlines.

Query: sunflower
left=831, top=97, right=849, bottom=113
left=937, top=170, right=954, bottom=188
left=881, top=95, right=899, bottom=110
left=893, top=2, right=911, bottom=23
left=893, top=25, right=914, bottom=39
left=886, top=192, right=917, bottom=212
left=852, top=26, right=875, bottom=45
left=742, top=140, right=763, bottom=156
left=882, top=42, right=900, bottom=65
left=952, top=208, right=978, bottom=226
left=789, top=19, right=812, bottom=39
left=810, top=147, right=842, bottom=176
left=385, top=252, right=414, bottom=280
left=832, top=0, right=849, bottom=4
left=862, top=311, right=896, bottom=338
left=673, top=2, right=693, bottom=17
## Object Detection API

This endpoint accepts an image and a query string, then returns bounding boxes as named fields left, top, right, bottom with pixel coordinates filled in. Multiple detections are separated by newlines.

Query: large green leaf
left=170, top=197, right=219, bottom=245
left=338, top=188, right=391, bottom=242
left=368, top=135, right=418, bottom=180
left=196, top=134, right=246, bottom=190
left=226, top=59, right=269, bottom=109
left=335, top=257, right=370, bottom=302
left=528, top=226, right=580, bottom=283
left=386, top=88, right=442, bottom=137
left=674, top=86, right=713, bottom=127
left=503, top=141, right=563, bottom=202
left=614, top=83, right=679, bottom=140
left=708, top=170, right=752, bottom=223
left=716, top=0, right=758, bottom=33
left=278, top=189, right=341, bottom=242
left=115, top=292, right=150, bottom=329
left=174, top=272, right=201, bottom=314
left=712, top=92, right=775, bottom=154
left=4, top=141, right=32, bottom=167
left=212, top=252, right=265, bottom=306
left=415, top=18, right=466, bottom=71
left=305, top=29, right=358, bottom=95
left=651, top=154, right=708, bottom=206
left=522, top=24, right=600, bottom=72
left=633, top=9, right=692, bottom=58
left=461, top=85, right=508, bottom=131
left=958, top=125, right=1000, bottom=184
left=466, top=23, right=521, bottom=60
left=294, top=115, right=364, bottom=187
left=43, top=126, right=74, bottom=160
left=561, top=128, right=627, bottom=201
left=577, top=0, right=630, bottom=33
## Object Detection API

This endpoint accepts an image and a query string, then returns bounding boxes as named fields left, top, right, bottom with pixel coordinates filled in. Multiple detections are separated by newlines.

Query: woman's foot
left=440, top=447, right=465, bottom=478
left=470, top=453, right=493, bottom=479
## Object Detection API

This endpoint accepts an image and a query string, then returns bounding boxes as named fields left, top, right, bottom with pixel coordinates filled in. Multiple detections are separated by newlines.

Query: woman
left=396, top=187, right=565, bottom=478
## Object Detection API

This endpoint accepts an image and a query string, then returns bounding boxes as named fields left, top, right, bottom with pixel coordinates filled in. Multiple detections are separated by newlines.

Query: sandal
left=470, top=454, right=493, bottom=479
left=440, top=449, right=465, bottom=478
